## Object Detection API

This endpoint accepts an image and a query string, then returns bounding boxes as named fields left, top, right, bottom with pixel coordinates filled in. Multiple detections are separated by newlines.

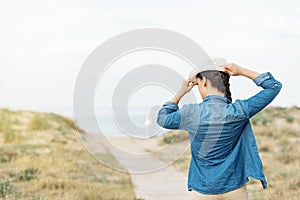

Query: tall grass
left=0, top=109, right=136, bottom=199
left=3, top=126, right=17, bottom=143
left=27, top=114, right=51, bottom=130
left=0, top=109, right=19, bottom=143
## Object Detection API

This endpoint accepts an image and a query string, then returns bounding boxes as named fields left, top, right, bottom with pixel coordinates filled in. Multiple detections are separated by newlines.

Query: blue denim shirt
left=157, top=72, right=282, bottom=194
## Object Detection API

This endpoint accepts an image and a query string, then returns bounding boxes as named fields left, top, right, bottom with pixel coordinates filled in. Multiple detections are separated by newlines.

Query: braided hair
left=196, top=70, right=232, bottom=102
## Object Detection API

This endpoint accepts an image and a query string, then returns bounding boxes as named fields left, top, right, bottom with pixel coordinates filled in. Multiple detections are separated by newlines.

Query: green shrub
left=261, top=118, right=271, bottom=126
left=163, top=134, right=176, bottom=144
left=0, top=157, right=8, bottom=163
left=251, top=115, right=272, bottom=126
left=57, top=125, right=69, bottom=135
left=10, top=167, right=39, bottom=182
left=251, top=117, right=260, bottom=125
left=0, top=180, right=17, bottom=198
left=259, top=146, right=270, bottom=152
left=163, top=131, right=189, bottom=144
left=285, top=115, right=294, bottom=123
left=18, top=167, right=39, bottom=181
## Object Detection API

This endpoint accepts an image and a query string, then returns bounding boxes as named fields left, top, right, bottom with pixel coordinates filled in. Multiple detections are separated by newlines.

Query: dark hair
left=196, top=70, right=232, bottom=102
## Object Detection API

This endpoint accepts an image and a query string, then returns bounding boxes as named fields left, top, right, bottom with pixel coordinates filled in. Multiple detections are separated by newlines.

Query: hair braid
left=220, top=72, right=232, bottom=102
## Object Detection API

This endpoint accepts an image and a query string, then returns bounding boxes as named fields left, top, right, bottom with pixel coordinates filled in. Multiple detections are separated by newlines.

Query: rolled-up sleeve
left=156, top=101, right=183, bottom=129
left=238, top=72, right=282, bottom=118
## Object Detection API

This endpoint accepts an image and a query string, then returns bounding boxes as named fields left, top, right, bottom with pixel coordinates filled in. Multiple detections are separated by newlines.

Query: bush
left=0, top=156, right=9, bottom=163
left=0, top=181, right=17, bottom=198
left=57, top=125, right=69, bottom=135
left=163, top=131, right=189, bottom=144
left=261, top=118, right=271, bottom=126
left=163, top=134, right=176, bottom=144
left=259, top=146, right=270, bottom=152
left=10, top=167, right=39, bottom=182
left=18, top=167, right=39, bottom=181
left=251, top=114, right=272, bottom=126
left=251, top=117, right=260, bottom=125
left=285, top=115, right=294, bottom=123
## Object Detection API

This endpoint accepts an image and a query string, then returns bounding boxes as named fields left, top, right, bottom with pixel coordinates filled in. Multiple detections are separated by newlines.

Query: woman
left=157, top=61, right=282, bottom=199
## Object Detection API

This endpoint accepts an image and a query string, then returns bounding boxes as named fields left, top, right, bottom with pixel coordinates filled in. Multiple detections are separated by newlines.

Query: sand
left=82, top=133, right=192, bottom=200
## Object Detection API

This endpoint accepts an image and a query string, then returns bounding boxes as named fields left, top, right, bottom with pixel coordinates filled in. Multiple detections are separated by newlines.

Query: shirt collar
left=203, top=95, right=231, bottom=104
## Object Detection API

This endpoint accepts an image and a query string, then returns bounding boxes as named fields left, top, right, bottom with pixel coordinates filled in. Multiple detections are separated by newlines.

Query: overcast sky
left=1, top=0, right=300, bottom=117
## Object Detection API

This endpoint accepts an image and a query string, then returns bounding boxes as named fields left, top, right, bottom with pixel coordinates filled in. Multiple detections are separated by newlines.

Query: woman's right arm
left=224, top=63, right=260, bottom=79
left=224, top=63, right=282, bottom=118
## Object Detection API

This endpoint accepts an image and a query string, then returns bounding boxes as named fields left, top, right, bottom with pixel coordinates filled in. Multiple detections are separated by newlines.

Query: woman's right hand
left=224, top=63, right=244, bottom=76
left=224, top=63, right=260, bottom=80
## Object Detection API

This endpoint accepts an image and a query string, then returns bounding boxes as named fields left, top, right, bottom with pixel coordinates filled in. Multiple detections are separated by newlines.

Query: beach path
left=82, top=133, right=192, bottom=200
left=109, top=136, right=192, bottom=200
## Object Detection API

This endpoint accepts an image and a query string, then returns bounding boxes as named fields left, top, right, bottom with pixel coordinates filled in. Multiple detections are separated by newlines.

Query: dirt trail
left=108, top=136, right=192, bottom=200
left=82, top=133, right=191, bottom=200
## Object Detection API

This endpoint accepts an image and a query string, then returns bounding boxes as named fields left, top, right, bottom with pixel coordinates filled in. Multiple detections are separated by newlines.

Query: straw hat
left=188, top=57, right=227, bottom=83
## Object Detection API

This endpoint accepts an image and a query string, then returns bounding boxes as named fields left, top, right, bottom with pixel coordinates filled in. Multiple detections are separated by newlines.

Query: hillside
left=1, top=106, right=299, bottom=199
left=0, top=109, right=136, bottom=200
left=160, top=106, right=300, bottom=200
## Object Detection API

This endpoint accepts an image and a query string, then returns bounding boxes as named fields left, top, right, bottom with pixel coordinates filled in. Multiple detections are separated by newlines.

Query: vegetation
left=0, top=180, right=18, bottom=199
left=0, top=109, right=136, bottom=200
left=27, top=114, right=51, bottom=130
left=16, top=167, right=39, bottom=182
left=162, top=130, right=189, bottom=144
left=161, top=106, right=300, bottom=199
left=2, top=105, right=299, bottom=199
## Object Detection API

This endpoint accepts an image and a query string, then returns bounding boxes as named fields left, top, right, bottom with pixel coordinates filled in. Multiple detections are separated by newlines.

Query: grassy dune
left=1, top=106, right=299, bottom=199
left=161, top=106, right=300, bottom=200
left=0, top=109, right=136, bottom=200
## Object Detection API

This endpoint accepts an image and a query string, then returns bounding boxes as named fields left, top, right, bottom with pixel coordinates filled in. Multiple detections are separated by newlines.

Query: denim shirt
left=157, top=72, right=282, bottom=194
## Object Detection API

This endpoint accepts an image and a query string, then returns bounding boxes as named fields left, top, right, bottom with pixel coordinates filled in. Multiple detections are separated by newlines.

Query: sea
left=60, top=107, right=167, bottom=137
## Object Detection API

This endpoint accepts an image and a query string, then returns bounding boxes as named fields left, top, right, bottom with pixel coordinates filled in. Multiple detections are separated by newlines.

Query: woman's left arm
left=157, top=80, right=197, bottom=129
left=156, top=101, right=182, bottom=129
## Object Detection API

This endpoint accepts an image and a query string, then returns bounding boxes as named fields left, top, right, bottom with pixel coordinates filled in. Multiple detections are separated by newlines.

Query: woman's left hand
left=173, top=80, right=197, bottom=103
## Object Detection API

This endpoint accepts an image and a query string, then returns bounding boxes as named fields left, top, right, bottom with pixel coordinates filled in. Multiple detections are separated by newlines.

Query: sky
left=1, top=0, right=300, bottom=117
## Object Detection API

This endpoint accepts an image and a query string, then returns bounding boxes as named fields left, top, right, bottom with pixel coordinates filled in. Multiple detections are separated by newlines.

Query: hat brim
left=188, top=56, right=227, bottom=82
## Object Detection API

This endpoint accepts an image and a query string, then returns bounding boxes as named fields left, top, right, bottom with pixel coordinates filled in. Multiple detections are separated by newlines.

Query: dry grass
left=0, top=109, right=136, bottom=200
left=160, top=106, right=300, bottom=199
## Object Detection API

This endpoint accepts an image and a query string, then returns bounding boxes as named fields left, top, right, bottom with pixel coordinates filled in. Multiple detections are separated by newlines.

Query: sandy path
left=108, top=136, right=192, bottom=200
left=82, top=133, right=191, bottom=200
